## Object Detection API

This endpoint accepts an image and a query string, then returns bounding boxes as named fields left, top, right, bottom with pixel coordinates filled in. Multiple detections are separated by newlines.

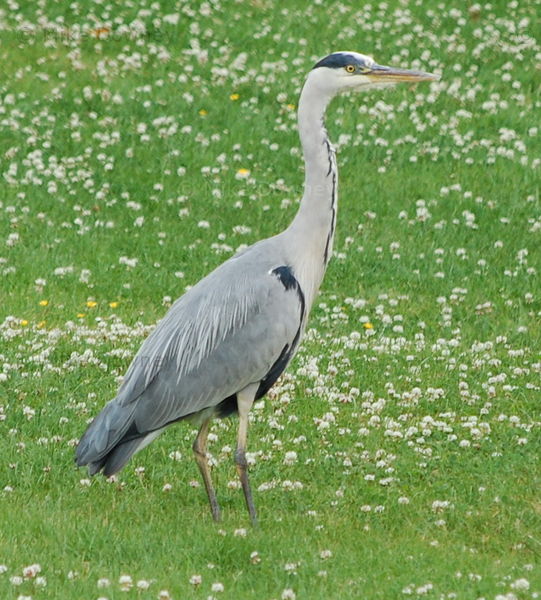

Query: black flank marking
left=216, top=393, right=238, bottom=418
left=257, top=267, right=306, bottom=400
left=256, top=344, right=291, bottom=400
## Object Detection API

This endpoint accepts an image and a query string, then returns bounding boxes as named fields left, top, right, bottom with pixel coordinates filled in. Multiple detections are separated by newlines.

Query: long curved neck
left=286, top=74, right=338, bottom=307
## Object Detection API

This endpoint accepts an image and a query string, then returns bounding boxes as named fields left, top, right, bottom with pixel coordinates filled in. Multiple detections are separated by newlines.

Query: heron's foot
left=193, top=423, right=222, bottom=522
left=208, top=493, right=222, bottom=522
left=235, top=448, right=258, bottom=526
left=193, top=446, right=222, bottom=522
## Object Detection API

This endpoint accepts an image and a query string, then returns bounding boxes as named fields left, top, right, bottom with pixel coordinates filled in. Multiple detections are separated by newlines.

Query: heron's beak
left=367, top=64, right=439, bottom=83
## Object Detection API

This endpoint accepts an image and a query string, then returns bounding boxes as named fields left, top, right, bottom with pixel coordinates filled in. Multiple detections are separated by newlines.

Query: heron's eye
left=345, top=64, right=355, bottom=73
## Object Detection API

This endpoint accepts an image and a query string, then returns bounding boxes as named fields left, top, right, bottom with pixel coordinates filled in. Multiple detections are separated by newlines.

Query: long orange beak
left=367, top=64, right=439, bottom=83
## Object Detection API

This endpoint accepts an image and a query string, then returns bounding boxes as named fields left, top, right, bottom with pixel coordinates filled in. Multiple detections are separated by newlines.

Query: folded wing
left=76, top=246, right=305, bottom=473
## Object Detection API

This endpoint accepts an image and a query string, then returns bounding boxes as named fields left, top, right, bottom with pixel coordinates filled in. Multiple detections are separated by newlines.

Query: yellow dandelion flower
left=236, top=168, right=250, bottom=179
left=86, top=300, right=97, bottom=308
left=230, top=93, right=240, bottom=101
left=20, top=319, right=29, bottom=327
left=198, top=109, right=208, bottom=116
left=286, top=103, right=296, bottom=110
left=363, top=322, right=374, bottom=329
left=109, top=301, right=119, bottom=309
left=37, top=321, right=46, bottom=329
left=77, top=313, right=86, bottom=318
left=39, top=300, right=49, bottom=307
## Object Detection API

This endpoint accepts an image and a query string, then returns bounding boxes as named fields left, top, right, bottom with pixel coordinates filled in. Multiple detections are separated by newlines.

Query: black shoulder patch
left=271, top=266, right=305, bottom=314
left=271, top=265, right=297, bottom=291
left=313, top=52, right=357, bottom=70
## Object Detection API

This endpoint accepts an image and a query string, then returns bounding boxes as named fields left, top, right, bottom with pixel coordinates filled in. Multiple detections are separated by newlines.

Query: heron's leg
left=193, top=418, right=221, bottom=522
left=235, top=384, right=259, bottom=525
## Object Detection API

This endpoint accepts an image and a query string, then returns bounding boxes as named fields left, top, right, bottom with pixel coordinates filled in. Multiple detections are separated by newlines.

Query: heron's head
left=309, top=51, right=438, bottom=96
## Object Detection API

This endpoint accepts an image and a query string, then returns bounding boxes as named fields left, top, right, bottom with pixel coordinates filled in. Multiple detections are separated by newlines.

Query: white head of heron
left=308, top=51, right=439, bottom=96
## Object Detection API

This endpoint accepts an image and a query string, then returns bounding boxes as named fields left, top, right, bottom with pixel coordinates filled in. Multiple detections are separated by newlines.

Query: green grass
left=1, top=0, right=540, bottom=598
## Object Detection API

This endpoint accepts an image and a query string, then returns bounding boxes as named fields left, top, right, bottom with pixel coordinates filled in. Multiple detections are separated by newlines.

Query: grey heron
left=76, top=51, right=437, bottom=523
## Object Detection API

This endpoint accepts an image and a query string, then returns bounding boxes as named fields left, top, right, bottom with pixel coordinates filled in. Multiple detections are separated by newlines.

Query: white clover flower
left=118, top=574, right=133, bottom=591
left=511, top=578, right=530, bottom=591
left=118, top=256, right=138, bottom=268
left=283, top=451, right=297, bottom=465
left=234, top=528, right=247, bottom=537
left=431, top=500, right=453, bottom=512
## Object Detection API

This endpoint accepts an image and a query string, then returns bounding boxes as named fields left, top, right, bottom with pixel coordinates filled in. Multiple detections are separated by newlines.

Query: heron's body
left=80, top=238, right=308, bottom=472
left=76, top=51, right=436, bottom=522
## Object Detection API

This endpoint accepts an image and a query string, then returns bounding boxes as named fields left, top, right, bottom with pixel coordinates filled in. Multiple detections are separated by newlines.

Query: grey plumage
left=76, top=51, right=437, bottom=522
left=77, top=237, right=302, bottom=469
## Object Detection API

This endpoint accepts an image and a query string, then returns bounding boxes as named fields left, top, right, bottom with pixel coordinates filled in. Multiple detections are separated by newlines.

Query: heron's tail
left=75, top=399, right=143, bottom=476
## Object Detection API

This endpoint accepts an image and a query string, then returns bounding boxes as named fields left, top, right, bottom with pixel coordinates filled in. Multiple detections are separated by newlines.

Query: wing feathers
left=77, top=243, right=305, bottom=472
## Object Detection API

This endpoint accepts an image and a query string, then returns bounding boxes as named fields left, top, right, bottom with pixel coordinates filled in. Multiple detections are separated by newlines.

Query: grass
left=0, top=0, right=540, bottom=598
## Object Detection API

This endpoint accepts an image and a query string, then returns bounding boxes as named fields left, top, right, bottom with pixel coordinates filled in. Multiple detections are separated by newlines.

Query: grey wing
left=76, top=253, right=305, bottom=467
left=127, top=263, right=305, bottom=431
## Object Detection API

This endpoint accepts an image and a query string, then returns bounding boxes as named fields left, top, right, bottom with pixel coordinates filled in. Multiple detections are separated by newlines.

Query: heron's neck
left=286, top=78, right=338, bottom=306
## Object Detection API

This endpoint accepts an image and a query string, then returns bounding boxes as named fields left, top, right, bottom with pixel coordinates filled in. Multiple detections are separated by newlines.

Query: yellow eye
left=345, top=64, right=355, bottom=73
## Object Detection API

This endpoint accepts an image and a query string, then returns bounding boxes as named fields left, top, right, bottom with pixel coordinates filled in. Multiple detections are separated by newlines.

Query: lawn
left=0, top=1, right=540, bottom=598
